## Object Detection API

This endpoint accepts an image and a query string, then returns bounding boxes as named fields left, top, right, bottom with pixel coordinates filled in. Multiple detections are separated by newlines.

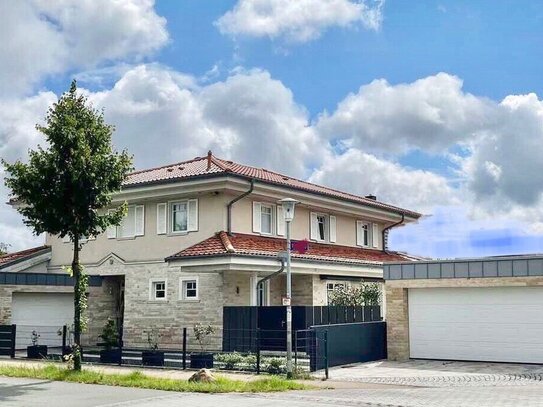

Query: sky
left=1, top=0, right=543, bottom=259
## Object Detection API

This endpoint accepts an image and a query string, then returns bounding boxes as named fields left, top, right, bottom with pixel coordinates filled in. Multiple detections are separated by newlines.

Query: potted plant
left=27, top=330, right=47, bottom=359
left=190, top=323, right=215, bottom=369
left=98, top=319, right=122, bottom=364
left=141, top=328, right=164, bottom=367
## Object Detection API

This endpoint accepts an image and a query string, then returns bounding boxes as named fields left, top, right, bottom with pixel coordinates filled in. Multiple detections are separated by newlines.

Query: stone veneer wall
left=385, top=276, right=543, bottom=361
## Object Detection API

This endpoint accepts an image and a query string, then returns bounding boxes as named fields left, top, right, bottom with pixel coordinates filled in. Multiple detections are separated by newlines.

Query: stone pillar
left=385, top=285, right=409, bottom=361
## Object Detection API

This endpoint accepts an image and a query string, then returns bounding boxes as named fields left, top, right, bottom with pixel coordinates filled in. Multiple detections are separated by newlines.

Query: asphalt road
left=3, top=375, right=543, bottom=407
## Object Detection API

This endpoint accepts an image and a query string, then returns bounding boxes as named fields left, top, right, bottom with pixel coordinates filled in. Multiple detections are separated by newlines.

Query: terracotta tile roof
left=124, top=152, right=421, bottom=218
left=166, top=232, right=414, bottom=266
left=0, top=246, right=51, bottom=269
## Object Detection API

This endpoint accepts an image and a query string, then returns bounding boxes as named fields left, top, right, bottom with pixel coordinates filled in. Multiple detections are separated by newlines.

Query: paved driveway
left=322, top=359, right=543, bottom=387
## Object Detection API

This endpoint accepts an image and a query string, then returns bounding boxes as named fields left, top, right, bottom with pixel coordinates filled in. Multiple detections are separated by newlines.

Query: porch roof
left=166, top=231, right=414, bottom=266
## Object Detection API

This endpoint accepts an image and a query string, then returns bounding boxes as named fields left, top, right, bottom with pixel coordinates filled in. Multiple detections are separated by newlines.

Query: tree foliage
left=0, top=242, right=9, bottom=256
left=2, top=80, right=132, bottom=370
left=328, top=283, right=382, bottom=306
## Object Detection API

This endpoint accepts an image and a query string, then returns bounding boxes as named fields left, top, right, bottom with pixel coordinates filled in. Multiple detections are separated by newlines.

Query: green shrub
left=215, top=352, right=243, bottom=370
left=265, top=357, right=286, bottom=375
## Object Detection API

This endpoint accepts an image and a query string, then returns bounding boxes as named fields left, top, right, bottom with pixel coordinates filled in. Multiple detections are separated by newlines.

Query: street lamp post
left=279, top=198, right=299, bottom=379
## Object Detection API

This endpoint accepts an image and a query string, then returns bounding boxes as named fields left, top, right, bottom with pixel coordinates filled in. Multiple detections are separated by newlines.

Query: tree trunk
left=72, top=234, right=82, bottom=371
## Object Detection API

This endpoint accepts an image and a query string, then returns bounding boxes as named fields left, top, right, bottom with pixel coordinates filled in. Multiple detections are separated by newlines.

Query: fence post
left=256, top=328, right=261, bottom=375
left=62, top=325, right=67, bottom=355
left=324, top=330, right=329, bottom=380
left=10, top=324, right=16, bottom=359
left=294, top=330, right=298, bottom=369
left=182, top=328, right=187, bottom=370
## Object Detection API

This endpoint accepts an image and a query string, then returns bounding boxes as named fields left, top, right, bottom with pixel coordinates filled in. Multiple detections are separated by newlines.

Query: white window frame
left=179, top=276, right=199, bottom=301
left=149, top=278, right=167, bottom=301
left=315, top=213, right=328, bottom=242
left=170, top=200, right=189, bottom=234
left=357, top=221, right=370, bottom=247
left=259, top=203, right=274, bottom=235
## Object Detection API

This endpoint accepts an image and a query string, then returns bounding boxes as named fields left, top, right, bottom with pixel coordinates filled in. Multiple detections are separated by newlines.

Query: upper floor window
left=156, top=199, right=198, bottom=235
left=253, top=202, right=282, bottom=236
left=107, top=205, right=144, bottom=239
left=260, top=205, right=273, bottom=234
left=357, top=221, right=378, bottom=248
left=310, top=213, right=336, bottom=243
left=172, top=202, right=188, bottom=233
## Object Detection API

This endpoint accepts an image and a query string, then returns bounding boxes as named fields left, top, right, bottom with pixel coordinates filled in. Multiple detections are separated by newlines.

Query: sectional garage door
left=12, top=292, right=74, bottom=348
left=408, top=287, right=543, bottom=363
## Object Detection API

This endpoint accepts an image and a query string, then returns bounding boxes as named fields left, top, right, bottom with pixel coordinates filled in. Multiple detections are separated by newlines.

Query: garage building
left=384, top=255, right=543, bottom=364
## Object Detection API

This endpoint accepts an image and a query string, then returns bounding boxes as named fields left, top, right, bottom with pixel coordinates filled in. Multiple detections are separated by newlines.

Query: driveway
left=320, top=359, right=543, bottom=387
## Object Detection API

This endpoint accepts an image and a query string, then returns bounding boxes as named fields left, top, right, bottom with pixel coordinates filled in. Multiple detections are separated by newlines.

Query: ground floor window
left=150, top=279, right=167, bottom=301
left=180, top=277, right=199, bottom=300
left=257, top=280, right=269, bottom=306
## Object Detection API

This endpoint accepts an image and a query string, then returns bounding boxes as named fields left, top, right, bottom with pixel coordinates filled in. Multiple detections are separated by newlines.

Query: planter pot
left=99, top=348, right=122, bottom=364
left=27, top=345, right=47, bottom=359
left=190, top=352, right=214, bottom=369
left=142, top=350, right=164, bottom=367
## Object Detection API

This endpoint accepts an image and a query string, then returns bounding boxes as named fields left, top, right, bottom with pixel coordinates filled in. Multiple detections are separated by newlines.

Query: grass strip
left=0, top=364, right=308, bottom=393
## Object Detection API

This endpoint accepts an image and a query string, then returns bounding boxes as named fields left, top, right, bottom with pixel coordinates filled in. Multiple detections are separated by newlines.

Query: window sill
left=178, top=298, right=200, bottom=302
left=148, top=299, right=168, bottom=303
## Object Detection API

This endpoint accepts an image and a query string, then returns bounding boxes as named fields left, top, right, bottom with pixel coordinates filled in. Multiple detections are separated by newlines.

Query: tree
left=0, top=242, right=9, bottom=256
left=2, top=80, right=132, bottom=370
left=328, top=283, right=382, bottom=306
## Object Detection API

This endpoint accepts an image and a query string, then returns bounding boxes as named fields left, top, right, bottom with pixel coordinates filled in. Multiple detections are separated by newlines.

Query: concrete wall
left=47, top=192, right=229, bottom=267
left=385, top=276, right=543, bottom=361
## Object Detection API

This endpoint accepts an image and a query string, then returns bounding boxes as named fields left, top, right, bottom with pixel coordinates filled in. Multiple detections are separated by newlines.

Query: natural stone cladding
left=385, top=276, right=543, bottom=361
left=88, top=258, right=223, bottom=350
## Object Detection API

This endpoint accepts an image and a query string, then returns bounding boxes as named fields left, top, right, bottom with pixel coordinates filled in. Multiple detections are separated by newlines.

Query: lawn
left=0, top=364, right=308, bottom=393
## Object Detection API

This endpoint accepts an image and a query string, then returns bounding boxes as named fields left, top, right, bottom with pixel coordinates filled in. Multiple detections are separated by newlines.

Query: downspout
left=226, top=179, right=255, bottom=236
left=382, top=213, right=404, bottom=253
left=256, top=258, right=285, bottom=306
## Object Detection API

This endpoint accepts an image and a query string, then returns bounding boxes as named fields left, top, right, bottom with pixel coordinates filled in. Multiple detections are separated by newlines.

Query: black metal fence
left=223, top=305, right=382, bottom=352
left=0, top=325, right=16, bottom=358
left=309, top=321, right=387, bottom=371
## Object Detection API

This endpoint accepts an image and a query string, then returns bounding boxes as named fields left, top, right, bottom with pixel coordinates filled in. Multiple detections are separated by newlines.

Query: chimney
left=365, top=194, right=377, bottom=200
left=207, top=150, right=212, bottom=171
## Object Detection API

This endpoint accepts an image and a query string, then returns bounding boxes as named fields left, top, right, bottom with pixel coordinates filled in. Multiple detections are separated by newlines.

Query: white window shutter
left=156, top=203, right=167, bottom=235
left=372, top=223, right=379, bottom=248
left=329, top=215, right=337, bottom=243
left=356, top=221, right=363, bottom=246
left=276, top=206, right=285, bottom=236
left=135, top=205, right=145, bottom=236
left=310, top=212, right=318, bottom=240
left=253, top=202, right=261, bottom=233
left=107, top=210, right=117, bottom=239
left=188, top=199, right=198, bottom=232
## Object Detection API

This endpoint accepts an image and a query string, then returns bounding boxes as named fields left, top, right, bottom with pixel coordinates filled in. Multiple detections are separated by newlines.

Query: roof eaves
left=0, top=246, right=52, bottom=270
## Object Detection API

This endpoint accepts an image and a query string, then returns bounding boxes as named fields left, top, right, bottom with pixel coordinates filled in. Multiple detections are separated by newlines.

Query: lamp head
left=278, top=198, right=299, bottom=222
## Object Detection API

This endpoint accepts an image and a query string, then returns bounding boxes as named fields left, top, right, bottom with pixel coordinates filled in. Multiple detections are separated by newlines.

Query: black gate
left=0, top=325, right=16, bottom=358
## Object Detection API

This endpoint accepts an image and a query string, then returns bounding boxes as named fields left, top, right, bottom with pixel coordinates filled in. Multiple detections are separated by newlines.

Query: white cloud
left=216, top=0, right=384, bottom=43
left=316, top=73, right=494, bottom=154
left=0, top=92, right=55, bottom=251
left=87, top=65, right=328, bottom=178
left=308, top=149, right=457, bottom=214
left=0, top=0, right=168, bottom=96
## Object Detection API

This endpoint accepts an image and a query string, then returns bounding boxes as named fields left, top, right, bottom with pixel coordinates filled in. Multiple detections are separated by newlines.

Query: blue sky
left=2, top=0, right=543, bottom=258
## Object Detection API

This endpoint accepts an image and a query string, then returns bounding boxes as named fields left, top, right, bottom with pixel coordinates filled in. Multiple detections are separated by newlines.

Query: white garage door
left=409, top=287, right=543, bottom=363
left=12, top=292, right=74, bottom=348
